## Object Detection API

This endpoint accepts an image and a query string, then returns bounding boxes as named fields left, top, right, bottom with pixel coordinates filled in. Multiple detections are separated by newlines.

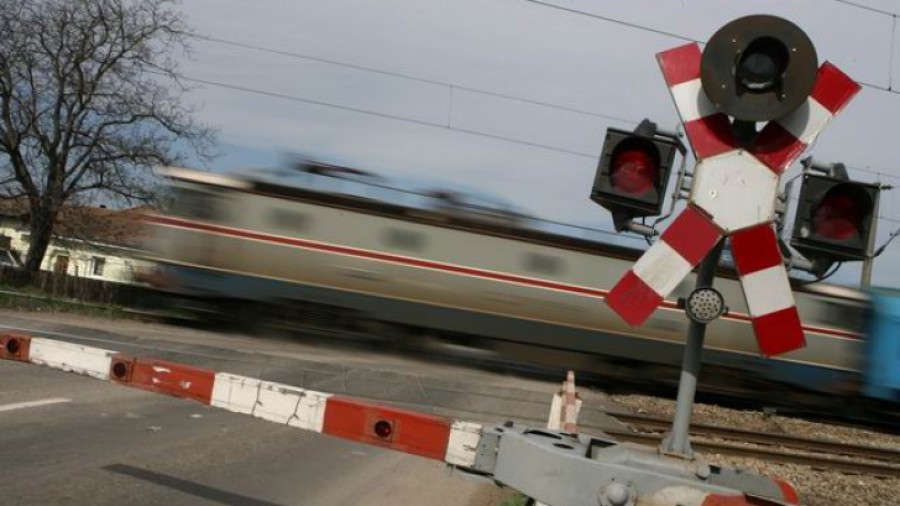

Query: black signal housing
left=591, top=121, right=680, bottom=231
left=790, top=173, right=880, bottom=263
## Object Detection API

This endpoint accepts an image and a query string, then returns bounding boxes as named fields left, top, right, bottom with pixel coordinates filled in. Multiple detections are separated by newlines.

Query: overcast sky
left=174, top=0, right=900, bottom=288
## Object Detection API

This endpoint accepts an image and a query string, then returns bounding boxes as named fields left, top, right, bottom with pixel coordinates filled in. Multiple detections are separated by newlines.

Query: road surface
left=0, top=311, right=629, bottom=506
left=0, top=310, right=573, bottom=506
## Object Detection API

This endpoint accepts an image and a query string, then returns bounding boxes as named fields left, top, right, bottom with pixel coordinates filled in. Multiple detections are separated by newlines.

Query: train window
left=524, top=253, right=564, bottom=275
left=269, top=209, right=308, bottom=232
left=384, top=229, right=425, bottom=251
left=173, top=187, right=220, bottom=221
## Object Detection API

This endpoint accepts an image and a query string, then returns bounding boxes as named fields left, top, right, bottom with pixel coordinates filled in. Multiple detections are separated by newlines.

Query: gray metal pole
left=861, top=191, right=880, bottom=289
left=861, top=257, right=874, bottom=289
left=662, top=240, right=725, bottom=458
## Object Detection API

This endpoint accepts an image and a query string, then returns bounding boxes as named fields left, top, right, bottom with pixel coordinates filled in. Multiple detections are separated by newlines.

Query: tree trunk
left=24, top=208, right=54, bottom=275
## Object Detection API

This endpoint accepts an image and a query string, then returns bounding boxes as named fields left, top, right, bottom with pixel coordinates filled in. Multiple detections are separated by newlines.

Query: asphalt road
left=0, top=312, right=547, bottom=506
left=0, top=359, right=513, bottom=506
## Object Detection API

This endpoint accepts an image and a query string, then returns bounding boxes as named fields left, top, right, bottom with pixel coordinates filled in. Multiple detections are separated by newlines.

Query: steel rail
left=608, top=411, right=900, bottom=463
left=605, top=429, right=900, bottom=477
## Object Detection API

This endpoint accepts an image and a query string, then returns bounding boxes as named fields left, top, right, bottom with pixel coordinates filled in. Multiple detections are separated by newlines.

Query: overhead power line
left=182, top=5, right=900, bottom=173
left=522, top=0, right=900, bottom=96
left=521, top=0, right=699, bottom=42
left=832, top=0, right=899, bottom=17
left=164, top=73, right=600, bottom=159
left=191, top=34, right=639, bottom=127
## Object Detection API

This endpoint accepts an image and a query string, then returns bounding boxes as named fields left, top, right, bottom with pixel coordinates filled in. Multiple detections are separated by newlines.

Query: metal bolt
left=600, top=483, right=630, bottom=506
left=695, top=462, right=712, bottom=479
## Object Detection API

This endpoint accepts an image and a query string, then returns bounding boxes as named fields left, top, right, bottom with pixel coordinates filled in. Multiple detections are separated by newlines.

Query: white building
left=0, top=202, right=152, bottom=285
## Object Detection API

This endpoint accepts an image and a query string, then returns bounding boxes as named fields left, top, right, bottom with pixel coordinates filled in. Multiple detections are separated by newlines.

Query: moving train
left=142, top=163, right=900, bottom=414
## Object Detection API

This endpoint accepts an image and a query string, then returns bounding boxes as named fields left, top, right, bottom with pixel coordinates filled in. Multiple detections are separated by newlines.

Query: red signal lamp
left=812, top=191, right=865, bottom=241
left=609, top=142, right=660, bottom=196
left=373, top=420, right=394, bottom=440
left=591, top=120, right=681, bottom=233
left=791, top=173, right=880, bottom=264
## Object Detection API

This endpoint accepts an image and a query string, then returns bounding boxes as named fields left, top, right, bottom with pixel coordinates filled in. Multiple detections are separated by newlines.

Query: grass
left=0, top=286, right=131, bottom=319
left=498, top=494, right=529, bottom=506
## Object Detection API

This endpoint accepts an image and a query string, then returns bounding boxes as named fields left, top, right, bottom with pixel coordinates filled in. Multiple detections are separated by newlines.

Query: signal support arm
left=0, top=333, right=798, bottom=506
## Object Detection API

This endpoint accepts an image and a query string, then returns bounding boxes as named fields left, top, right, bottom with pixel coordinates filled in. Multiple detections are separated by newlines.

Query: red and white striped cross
left=605, top=43, right=861, bottom=356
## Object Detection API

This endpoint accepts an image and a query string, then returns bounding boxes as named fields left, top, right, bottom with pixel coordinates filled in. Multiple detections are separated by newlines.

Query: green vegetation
left=0, top=286, right=130, bottom=319
left=498, top=494, right=529, bottom=506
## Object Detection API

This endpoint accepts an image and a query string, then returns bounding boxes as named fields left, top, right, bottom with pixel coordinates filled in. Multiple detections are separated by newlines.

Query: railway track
left=606, top=412, right=900, bottom=478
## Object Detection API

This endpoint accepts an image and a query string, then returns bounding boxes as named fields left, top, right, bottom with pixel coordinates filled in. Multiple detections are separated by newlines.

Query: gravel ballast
left=609, top=394, right=900, bottom=506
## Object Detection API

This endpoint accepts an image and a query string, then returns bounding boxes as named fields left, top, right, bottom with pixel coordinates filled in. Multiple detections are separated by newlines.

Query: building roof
left=55, top=205, right=150, bottom=249
left=0, top=198, right=149, bottom=249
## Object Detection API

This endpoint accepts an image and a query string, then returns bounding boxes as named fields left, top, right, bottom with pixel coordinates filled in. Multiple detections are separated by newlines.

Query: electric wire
left=832, top=0, right=898, bottom=17
left=180, top=5, right=900, bottom=236
left=874, top=227, right=900, bottom=257
left=796, top=261, right=843, bottom=285
left=159, top=72, right=600, bottom=159
left=521, top=0, right=699, bottom=43
left=521, top=0, right=900, bottom=98
left=190, top=34, right=639, bottom=127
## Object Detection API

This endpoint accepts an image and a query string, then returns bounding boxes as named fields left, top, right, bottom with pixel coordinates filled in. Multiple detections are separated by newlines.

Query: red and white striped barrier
left=607, top=42, right=861, bottom=357
left=0, top=334, right=481, bottom=467
left=1, top=332, right=800, bottom=506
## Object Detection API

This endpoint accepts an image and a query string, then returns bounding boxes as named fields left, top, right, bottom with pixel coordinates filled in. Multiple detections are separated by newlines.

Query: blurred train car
left=142, top=163, right=900, bottom=411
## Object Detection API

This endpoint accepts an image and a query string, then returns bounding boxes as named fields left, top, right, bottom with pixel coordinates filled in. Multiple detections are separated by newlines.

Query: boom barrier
left=1, top=333, right=799, bottom=506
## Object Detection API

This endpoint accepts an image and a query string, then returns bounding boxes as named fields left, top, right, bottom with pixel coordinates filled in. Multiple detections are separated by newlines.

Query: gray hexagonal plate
left=689, top=150, right=778, bottom=233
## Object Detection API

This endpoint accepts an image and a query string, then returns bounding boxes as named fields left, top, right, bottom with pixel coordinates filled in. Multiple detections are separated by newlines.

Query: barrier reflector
left=0, top=333, right=31, bottom=361
left=322, top=397, right=453, bottom=461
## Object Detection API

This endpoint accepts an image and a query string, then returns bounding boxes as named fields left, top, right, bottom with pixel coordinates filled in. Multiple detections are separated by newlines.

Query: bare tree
left=0, top=0, right=212, bottom=273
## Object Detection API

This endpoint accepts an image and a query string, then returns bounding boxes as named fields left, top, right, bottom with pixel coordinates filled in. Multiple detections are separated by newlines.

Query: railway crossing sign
left=605, top=18, right=861, bottom=356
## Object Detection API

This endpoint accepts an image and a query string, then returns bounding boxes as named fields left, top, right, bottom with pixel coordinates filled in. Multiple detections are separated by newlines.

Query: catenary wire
left=181, top=34, right=900, bottom=185
left=190, top=34, right=639, bottom=127
left=521, top=0, right=900, bottom=98
left=157, top=72, right=602, bottom=159
left=187, top=8, right=900, bottom=203
left=832, top=0, right=898, bottom=17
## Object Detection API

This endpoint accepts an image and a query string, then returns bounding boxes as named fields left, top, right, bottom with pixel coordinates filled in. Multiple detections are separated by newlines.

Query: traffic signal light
left=701, top=15, right=818, bottom=122
left=591, top=120, right=679, bottom=232
left=791, top=173, right=880, bottom=264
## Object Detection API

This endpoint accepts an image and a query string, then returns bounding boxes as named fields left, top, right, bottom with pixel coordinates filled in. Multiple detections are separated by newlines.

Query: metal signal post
left=662, top=240, right=726, bottom=458
left=593, top=12, right=863, bottom=503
